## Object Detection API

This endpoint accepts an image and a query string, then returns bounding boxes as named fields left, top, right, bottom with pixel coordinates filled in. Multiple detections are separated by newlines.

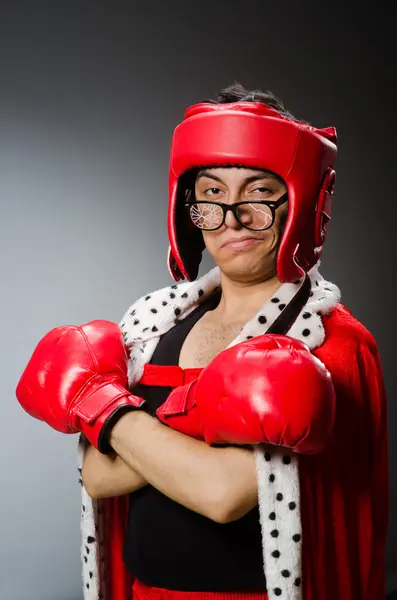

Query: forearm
left=82, top=442, right=147, bottom=499
left=109, top=411, right=258, bottom=522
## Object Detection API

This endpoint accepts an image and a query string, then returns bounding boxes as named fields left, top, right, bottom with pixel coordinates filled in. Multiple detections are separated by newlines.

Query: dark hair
left=205, top=81, right=306, bottom=123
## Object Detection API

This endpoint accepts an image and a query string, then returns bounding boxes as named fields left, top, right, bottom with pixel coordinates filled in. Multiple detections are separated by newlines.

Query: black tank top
left=123, top=290, right=266, bottom=592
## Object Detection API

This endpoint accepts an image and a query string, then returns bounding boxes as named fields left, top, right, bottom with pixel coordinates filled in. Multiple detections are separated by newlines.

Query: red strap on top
left=139, top=364, right=203, bottom=387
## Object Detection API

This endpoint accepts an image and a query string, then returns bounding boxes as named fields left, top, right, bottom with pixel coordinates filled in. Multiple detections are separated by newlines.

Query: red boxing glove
left=158, top=379, right=205, bottom=440
left=16, top=320, right=145, bottom=453
left=157, top=334, right=335, bottom=454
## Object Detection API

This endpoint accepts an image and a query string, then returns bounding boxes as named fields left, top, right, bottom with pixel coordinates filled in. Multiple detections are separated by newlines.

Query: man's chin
left=218, top=260, right=276, bottom=283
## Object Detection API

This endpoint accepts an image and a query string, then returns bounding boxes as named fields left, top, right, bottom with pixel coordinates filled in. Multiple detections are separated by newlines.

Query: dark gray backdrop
left=0, top=2, right=395, bottom=599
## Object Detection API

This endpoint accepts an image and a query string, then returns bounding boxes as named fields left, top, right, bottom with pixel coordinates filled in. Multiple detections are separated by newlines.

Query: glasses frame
left=184, top=192, right=288, bottom=231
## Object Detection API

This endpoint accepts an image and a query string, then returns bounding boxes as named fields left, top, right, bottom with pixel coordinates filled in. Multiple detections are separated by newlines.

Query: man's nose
left=223, top=193, right=244, bottom=229
left=223, top=206, right=241, bottom=229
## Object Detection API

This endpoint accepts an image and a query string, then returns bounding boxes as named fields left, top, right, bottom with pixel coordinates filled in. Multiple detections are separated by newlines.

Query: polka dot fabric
left=78, top=435, right=101, bottom=600
left=78, top=261, right=341, bottom=600
left=255, top=448, right=302, bottom=599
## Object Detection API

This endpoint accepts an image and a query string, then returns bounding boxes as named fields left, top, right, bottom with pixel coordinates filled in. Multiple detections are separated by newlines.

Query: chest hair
left=179, top=314, right=245, bottom=368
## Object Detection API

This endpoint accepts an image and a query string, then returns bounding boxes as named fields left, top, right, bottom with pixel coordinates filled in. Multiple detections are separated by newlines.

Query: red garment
left=100, top=304, right=388, bottom=600
left=132, top=580, right=268, bottom=600
left=301, top=305, right=389, bottom=599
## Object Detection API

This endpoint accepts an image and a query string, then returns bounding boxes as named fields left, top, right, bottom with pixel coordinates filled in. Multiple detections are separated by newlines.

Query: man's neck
left=210, top=272, right=283, bottom=324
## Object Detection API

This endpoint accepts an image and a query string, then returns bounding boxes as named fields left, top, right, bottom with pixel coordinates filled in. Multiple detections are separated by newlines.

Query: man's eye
left=253, top=187, right=272, bottom=194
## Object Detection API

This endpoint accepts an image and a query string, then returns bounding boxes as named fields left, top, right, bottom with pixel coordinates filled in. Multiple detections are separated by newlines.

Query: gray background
left=0, top=2, right=395, bottom=599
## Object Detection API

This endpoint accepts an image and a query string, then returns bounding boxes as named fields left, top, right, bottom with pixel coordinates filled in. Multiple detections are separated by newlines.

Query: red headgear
left=167, top=102, right=337, bottom=283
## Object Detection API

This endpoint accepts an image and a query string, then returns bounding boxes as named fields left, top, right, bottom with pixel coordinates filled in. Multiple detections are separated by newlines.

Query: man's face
left=193, top=167, right=288, bottom=282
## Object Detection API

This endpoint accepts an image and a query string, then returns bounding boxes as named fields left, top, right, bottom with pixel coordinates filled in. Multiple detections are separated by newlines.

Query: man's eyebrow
left=196, top=170, right=223, bottom=183
left=196, top=169, right=280, bottom=184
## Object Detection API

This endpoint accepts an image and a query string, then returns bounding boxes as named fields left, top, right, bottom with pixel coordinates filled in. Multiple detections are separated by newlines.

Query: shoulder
left=322, top=303, right=377, bottom=349
left=118, top=278, right=212, bottom=346
left=314, top=308, right=387, bottom=453
left=314, top=303, right=381, bottom=384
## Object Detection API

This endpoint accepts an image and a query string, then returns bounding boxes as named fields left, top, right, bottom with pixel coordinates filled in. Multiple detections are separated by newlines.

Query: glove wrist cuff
left=75, top=381, right=145, bottom=453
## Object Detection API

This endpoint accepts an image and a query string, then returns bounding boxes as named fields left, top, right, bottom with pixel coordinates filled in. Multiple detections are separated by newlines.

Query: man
left=16, top=83, right=389, bottom=600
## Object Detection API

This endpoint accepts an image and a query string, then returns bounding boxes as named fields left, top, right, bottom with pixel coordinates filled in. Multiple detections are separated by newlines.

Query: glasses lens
left=189, top=203, right=224, bottom=230
left=236, top=203, right=273, bottom=230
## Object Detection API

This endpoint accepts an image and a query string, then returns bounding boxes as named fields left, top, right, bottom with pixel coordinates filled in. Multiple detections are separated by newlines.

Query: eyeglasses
left=185, top=193, right=288, bottom=231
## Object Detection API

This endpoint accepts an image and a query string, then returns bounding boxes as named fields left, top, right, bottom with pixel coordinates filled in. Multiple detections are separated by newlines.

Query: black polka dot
left=133, top=319, right=139, bottom=325
left=85, top=546, right=90, bottom=554
left=162, top=301, right=168, bottom=306
left=283, top=455, right=291, bottom=465
left=269, top=512, right=276, bottom=520
left=174, top=308, right=181, bottom=316
left=181, top=292, right=188, bottom=298
left=171, top=285, right=178, bottom=289
left=276, top=493, right=283, bottom=501
left=324, top=287, right=331, bottom=291
left=274, top=588, right=282, bottom=596
left=84, top=556, right=88, bottom=563
left=87, top=536, right=95, bottom=543
left=302, top=312, right=312, bottom=319
left=294, top=577, right=302, bottom=587
left=143, top=327, right=149, bottom=332
left=269, top=473, right=276, bottom=483
left=82, top=505, right=86, bottom=512
left=152, top=326, right=158, bottom=332
left=264, top=452, right=271, bottom=461
left=282, top=570, right=291, bottom=578
left=302, top=328, right=311, bottom=337
left=271, top=529, right=279, bottom=538
left=86, top=583, right=90, bottom=589
left=130, top=309, right=136, bottom=316
left=272, top=550, right=280, bottom=558
left=198, top=289, right=204, bottom=297
left=246, top=335, right=253, bottom=339
left=150, top=308, right=158, bottom=314
left=89, top=572, right=93, bottom=579
left=289, top=502, right=297, bottom=510
left=145, top=295, right=151, bottom=300
left=170, top=292, right=176, bottom=299
left=292, top=534, right=301, bottom=542
left=278, top=303, right=286, bottom=310
left=315, top=280, right=319, bottom=286
left=271, top=297, right=280, bottom=303
left=258, top=315, right=267, bottom=324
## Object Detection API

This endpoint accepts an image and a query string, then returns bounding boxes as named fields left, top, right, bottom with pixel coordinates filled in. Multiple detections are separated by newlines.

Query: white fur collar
left=120, top=263, right=340, bottom=388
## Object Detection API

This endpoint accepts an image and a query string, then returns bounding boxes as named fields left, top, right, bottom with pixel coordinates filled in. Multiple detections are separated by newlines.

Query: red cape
left=97, top=304, right=389, bottom=600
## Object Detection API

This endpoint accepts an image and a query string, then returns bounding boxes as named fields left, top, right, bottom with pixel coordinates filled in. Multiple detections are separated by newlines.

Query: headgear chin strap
left=167, top=102, right=337, bottom=284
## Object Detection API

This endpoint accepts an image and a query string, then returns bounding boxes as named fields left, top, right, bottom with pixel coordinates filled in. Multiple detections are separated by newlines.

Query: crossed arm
left=82, top=410, right=258, bottom=523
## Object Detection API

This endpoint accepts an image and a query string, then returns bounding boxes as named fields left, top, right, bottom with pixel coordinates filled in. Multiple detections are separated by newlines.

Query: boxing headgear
left=167, top=102, right=337, bottom=283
